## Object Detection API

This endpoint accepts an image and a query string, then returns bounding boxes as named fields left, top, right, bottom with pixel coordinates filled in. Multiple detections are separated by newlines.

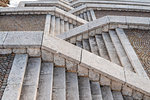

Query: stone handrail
left=69, top=3, right=150, bottom=14
left=0, top=7, right=87, bottom=25
left=18, top=0, right=73, bottom=11
left=57, top=16, right=150, bottom=40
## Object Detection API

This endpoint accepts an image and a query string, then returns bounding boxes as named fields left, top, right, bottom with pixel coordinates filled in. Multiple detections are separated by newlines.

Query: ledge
left=0, top=7, right=87, bottom=25
left=57, top=16, right=150, bottom=40
left=70, top=3, right=150, bottom=14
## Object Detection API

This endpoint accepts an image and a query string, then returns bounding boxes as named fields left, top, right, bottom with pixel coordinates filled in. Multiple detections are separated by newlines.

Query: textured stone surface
left=0, top=15, right=45, bottom=31
left=100, top=75, right=111, bottom=86
left=42, top=50, right=54, bottom=62
left=66, top=60, right=77, bottom=72
left=54, top=55, right=65, bottom=67
left=111, top=81, right=122, bottom=91
left=122, top=85, right=133, bottom=96
left=78, top=65, right=88, bottom=76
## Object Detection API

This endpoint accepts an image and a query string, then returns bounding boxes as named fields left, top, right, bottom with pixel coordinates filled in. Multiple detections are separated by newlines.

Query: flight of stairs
left=74, top=29, right=134, bottom=72
left=2, top=54, right=132, bottom=100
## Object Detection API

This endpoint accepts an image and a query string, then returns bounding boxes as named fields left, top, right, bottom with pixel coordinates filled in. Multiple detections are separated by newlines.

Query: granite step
left=66, top=72, right=79, bottom=100
left=78, top=77, right=92, bottom=100
left=112, top=91, right=124, bottom=100
left=90, top=81, right=103, bottom=100
left=20, top=58, right=41, bottom=100
left=52, top=67, right=66, bottom=100
left=37, top=63, right=54, bottom=100
left=101, top=86, right=114, bottom=100
left=78, top=10, right=94, bottom=21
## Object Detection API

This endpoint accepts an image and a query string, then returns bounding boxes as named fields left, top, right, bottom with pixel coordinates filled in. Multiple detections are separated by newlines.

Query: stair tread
left=66, top=72, right=79, bottom=100
left=112, top=91, right=124, bottom=100
left=101, top=86, right=114, bottom=100
left=89, top=36, right=99, bottom=55
left=37, top=63, right=54, bottom=100
left=91, top=82, right=103, bottom=100
left=2, top=54, right=28, bottom=100
left=76, top=41, right=83, bottom=48
left=50, top=15, right=56, bottom=35
left=82, top=39, right=91, bottom=51
left=20, top=58, right=41, bottom=100
left=95, top=34, right=109, bottom=60
left=78, top=77, right=92, bottom=100
left=109, top=30, right=133, bottom=71
left=52, top=67, right=66, bottom=100
left=102, top=33, right=121, bottom=65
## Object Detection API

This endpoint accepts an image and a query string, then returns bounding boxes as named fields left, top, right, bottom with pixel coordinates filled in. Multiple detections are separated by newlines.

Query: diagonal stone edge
left=57, top=16, right=150, bottom=40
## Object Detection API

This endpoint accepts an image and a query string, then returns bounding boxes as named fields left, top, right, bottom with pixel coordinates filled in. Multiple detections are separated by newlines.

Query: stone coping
left=71, top=0, right=150, bottom=7
left=18, top=0, right=73, bottom=11
left=0, top=7, right=87, bottom=25
left=0, top=31, right=150, bottom=96
left=57, top=16, right=150, bottom=40
left=70, top=3, right=150, bottom=14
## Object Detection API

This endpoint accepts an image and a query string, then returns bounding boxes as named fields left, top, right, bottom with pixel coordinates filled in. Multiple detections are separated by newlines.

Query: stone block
left=27, top=48, right=41, bottom=57
left=133, top=90, right=143, bottom=100
left=76, top=35, right=82, bottom=41
left=143, top=95, right=150, bottom=100
left=3, top=31, right=43, bottom=48
left=95, top=28, right=102, bottom=34
left=100, top=75, right=111, bottom=86
left=0, top=49, right=12, bottom=54
left=78, top=65, right=88, bottom=76
left=66, top=60, right=77, bottom=72
left=70, top=37, right=76, bottom=44
left=89, top=69, right=99, bottom=81
left=0, top=32, right=7, bottom=48
left=111, top=81, right=122, bottom=91
left=83, top=33, right=89, bottom=39
left=42, top=49, right=54, bottom=62
left=54, top=54, right=65, bottom=67
left=89, top=30, right=96, bottom=36
left=122, top=85, right=133, bottom=96
left=13, top=48, right=26, bottom=54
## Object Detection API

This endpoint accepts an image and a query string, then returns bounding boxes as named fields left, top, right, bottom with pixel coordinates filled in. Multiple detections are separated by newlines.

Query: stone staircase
left=2, top=54, right=140, bottom=100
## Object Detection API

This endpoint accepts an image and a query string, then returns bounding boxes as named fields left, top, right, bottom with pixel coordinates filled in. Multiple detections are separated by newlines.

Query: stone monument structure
left=0, top=0, right=150, bottom=100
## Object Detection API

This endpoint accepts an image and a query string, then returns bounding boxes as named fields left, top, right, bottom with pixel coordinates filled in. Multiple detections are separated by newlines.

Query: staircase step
left=116, top=28, right=149, bottom=79
left=65, top=21, right=69, bottom=32
left=83, top=12, right=88, bottom=21
left=66, top=72, right=79, bottom=100
left=95, top=34, right=109, bottom=60
left=82, top=39, right=91, bottom=51
left=52, top=67, right=66, bottom=100
left=2, top=54, right=28, bottom=100
left=101, top=86, right=114, bottom=100
left=112, top=91, right=124, bottom=100
left=69, top=23, right=74, bottom=29
left=90, top=9, right=96, bottom=20
left=87, top=11, right=92, bottom=21
left=89, top=36, right=99, bottom=55
left=78, top=77, right=92, bottom=100
left=90, top=82, right=103, bottom=100
left=37, top=63, right=54, bottom=100
left=123, top=96, right=133, bottom=100
left=109, top=30, right=133, bottom=71
left=20, top=58, right=41, bottom=100
left=102, top=33, right=121, bottom=65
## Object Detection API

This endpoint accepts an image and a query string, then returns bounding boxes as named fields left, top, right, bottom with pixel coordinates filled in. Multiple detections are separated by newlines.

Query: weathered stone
left=27, top=48, right=41, bottom=57
left=122, top=85, right=133, bottom=96
left=143, top=95, right=150, bottom=100
left=66, top=60, right=77, bottom=72
left=54, top=54, right=65, bottom=67
left=13, top=48, right=26, bottom=54
left=100, top=75, right=111, bottom=86
left=78, top=65, right=88, bottom=76
left=42, top=49, right=54, bottom=62
left=132, top=90, right=143, bottom=100
left=111, top=81, right=122, bottom=91
left=89, top=70, right=99, bottom=81
left=0, top=49, right=12, bottom=54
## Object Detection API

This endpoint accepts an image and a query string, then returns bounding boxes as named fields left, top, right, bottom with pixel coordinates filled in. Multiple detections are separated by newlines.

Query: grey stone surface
left=89, top=69, right=99, bottom=81
left=42, top=49, right=54, bottom=62
left=91, top=82, right=103, bottom=100
left=3, top=31, right=43, bottom=48
left=54, top=54, right=65, bottom=67
left=122, top=85, right=133, bottom=96
left=66, top=60, right=77, bottom=72
left=78, top=77, right=92, bottom=100
left=112, top=91, right=124, bottom=100
left=20, top=58, right=41, bottom=100
left=37, top=63, right=54, bottom=100
left=0, top=32, right=7, bottom=47
left=100, top=75, right=111, bottom=86
left=66, top=72, right=79, bottom=100
left=2, top=54, right=28, bottom=100
left=101, top=86, right=113, bottom=100
left=52, top=67, right=66, bottom=100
